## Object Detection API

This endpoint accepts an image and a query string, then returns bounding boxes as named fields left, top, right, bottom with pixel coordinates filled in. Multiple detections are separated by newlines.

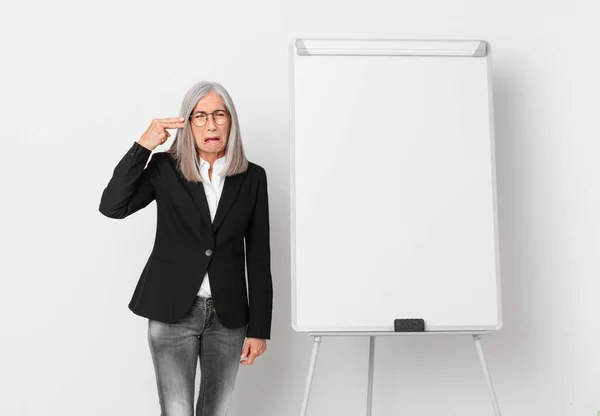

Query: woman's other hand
left=240, top=337, right=267, bottom=365
left=138, top=117, right=185, bottom=151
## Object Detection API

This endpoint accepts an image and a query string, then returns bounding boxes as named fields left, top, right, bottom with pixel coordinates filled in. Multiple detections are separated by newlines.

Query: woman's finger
left=157, top=117, right=185, bottom=123
left=159, top=121, right=185, bottom=129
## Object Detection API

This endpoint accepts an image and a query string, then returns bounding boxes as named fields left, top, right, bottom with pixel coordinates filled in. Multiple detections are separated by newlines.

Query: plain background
left=1, top=0, right=598, bottom=415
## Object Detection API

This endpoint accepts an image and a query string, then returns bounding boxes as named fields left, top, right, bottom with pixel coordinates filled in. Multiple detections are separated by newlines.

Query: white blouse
left=196, top=155, right=226, bottom=298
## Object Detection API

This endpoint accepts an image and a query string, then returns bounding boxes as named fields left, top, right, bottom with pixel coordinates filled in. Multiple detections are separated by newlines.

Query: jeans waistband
left=194, top=295, right=214, bottom=308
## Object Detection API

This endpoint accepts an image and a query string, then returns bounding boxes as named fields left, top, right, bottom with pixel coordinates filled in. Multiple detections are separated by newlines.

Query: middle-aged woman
left=98, top=80, right=273, bottom=416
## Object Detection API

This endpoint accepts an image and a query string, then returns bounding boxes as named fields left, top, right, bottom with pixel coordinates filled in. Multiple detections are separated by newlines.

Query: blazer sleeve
left=244, top=167, right=274, bottom=340
left=99, top=141, right=158, bottom=219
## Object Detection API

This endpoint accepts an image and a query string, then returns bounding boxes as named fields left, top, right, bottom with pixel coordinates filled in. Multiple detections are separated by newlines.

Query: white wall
left=1, top=0, right=598, bottom=415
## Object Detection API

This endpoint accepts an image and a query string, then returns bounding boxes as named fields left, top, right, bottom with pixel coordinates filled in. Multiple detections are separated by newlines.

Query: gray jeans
left=147, top=296, right=247, bottom=416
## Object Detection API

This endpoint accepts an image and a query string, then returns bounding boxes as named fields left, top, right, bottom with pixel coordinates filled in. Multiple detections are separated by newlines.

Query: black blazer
left=99, top=141, right=273, bottom=340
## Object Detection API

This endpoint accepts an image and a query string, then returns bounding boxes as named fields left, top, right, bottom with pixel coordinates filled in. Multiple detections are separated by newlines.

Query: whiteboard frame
left=289, top=38, right=502, bottom=333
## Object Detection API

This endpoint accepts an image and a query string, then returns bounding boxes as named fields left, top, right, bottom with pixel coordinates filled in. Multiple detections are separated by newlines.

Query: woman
left=99, top=81, right=273, bottom=416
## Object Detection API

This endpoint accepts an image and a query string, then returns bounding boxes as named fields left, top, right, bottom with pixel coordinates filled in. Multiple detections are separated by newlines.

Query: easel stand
left=300, top=331, right=501, bottom=416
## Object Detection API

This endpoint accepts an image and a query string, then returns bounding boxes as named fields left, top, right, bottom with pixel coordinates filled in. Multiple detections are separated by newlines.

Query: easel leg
left=473, top=335, right=502, bottom=416
left=367, top=336, right=376, bottom=416
left=300, top=336, right=322, bottom=416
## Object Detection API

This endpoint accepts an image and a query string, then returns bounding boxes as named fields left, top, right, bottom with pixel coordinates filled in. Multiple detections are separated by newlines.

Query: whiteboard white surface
left=290, top=39, right=502, bottom=332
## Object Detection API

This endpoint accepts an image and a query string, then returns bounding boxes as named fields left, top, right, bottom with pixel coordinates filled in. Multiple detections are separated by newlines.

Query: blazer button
left=205, top=249, right=213, bottom=256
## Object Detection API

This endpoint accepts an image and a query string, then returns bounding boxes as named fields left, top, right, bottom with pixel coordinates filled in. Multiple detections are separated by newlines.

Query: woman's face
left=190, top=91, right=231, bottom=159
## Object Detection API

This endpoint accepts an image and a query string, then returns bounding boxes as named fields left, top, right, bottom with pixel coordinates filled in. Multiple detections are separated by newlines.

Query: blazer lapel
left=212, top=173, right=244, bottom=233
left=185, top=173, right=245, bottom=233
left=169, top=154, right=245, bottom=233
left=185, top=180, right=213, bottom=230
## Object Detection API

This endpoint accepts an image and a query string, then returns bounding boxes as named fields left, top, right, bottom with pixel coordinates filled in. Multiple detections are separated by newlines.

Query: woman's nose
left=206, top=116, right=217, bottom=129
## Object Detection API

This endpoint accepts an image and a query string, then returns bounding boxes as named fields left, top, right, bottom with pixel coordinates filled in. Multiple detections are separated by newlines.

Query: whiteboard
left=290, top=39, right=502, bottom=332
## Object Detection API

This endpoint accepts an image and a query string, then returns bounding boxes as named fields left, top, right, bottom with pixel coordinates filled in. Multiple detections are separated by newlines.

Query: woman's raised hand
left=138, top=117, right=186, bottom=151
